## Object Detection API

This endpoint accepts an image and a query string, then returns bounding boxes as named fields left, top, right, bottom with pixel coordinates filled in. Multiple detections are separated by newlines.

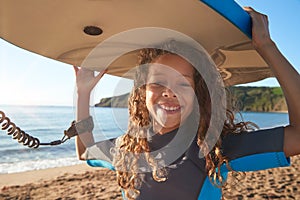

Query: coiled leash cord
left=0, top=110, right=78, bottom=148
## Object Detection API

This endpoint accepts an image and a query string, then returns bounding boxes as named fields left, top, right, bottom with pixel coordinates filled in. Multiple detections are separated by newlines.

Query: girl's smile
left=159, top=104, right=181, bottom=113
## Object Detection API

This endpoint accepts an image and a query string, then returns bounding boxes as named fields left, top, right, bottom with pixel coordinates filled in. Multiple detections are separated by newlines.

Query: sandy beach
left=0, top=164, right=122, bottom=200
left=1, top=156, right=300, bottom=200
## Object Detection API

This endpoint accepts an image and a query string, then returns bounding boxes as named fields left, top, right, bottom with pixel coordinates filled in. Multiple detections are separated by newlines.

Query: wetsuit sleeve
left=221, top=126, right=290, bottom=172
left=85, top=138, right=116, bottom=170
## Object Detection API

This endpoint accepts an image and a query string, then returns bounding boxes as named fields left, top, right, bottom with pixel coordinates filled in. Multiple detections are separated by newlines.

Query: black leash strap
left=0, top=110, right=78, bottom=148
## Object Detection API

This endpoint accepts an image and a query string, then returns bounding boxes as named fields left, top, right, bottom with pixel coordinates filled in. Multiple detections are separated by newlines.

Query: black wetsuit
left=86, top=126, right=289, bottom=200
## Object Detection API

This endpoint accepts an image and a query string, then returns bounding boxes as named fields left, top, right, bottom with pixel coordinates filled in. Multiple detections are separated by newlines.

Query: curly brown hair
left=112, top=40, right=253, bottom=199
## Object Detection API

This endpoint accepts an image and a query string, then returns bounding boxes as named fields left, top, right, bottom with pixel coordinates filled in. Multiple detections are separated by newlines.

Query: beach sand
left=1, top=156, right=300, bottom=200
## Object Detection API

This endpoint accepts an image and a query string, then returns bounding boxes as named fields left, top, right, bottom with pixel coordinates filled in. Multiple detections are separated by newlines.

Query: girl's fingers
left=73, top=66, right=79, bottom=75
left=244, top=6, right=268, bottom=23
left=243, top=7, right=271, bottom=48
left=244, top=6, right=254, bottom=12
left=95, top=69, right=108, bottom=81
left=73, top=65, right=107, bottom=83
left=99, top=69, right=108, bottom=77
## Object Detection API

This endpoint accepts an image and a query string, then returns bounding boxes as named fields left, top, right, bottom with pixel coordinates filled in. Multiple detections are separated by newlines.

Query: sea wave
left=0, top=157, right=82, bottom=174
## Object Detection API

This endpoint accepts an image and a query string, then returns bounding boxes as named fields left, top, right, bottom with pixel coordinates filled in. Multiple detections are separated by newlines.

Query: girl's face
left=146, top=54, right=196, bottom=134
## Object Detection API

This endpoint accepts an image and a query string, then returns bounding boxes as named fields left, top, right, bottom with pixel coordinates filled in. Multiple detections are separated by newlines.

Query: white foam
left=0, top=157, right=82, bottom=174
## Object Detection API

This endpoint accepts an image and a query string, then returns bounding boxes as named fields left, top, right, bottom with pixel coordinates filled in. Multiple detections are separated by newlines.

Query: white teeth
left=160, top=105, right=180, bottom=111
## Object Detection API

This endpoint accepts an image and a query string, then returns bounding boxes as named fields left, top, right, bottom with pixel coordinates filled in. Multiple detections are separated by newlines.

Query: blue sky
left=0, top=0, right=299, bottom=106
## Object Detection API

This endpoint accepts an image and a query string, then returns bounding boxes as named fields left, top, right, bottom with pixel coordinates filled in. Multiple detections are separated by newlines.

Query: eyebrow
left=150, top=73, right=164, bottom=76
left=151, top=73, right=193, bottom=78
left=181, top=74, right=193, bottom=79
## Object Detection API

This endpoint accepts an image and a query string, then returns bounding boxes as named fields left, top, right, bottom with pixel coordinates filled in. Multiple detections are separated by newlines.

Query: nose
left=162, top=88, right=177, bottom=98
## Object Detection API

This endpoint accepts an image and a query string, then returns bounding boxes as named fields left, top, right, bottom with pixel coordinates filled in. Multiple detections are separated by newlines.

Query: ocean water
left=0, top=105, right=289, bottom=174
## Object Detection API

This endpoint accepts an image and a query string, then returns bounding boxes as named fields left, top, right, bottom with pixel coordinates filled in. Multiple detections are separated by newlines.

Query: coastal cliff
left=95, top=86, right=287, bottom=112
left=228, top=86, right=287, bottom=112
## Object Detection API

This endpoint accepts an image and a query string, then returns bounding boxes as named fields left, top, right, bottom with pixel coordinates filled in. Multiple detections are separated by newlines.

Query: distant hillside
left=95, top=86, right=287, bottom=112
left=228, top=86, right=287, bottom=112
left=95, top=93, right=130, bottom=108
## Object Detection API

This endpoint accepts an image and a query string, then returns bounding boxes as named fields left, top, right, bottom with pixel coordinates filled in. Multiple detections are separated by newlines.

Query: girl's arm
left=73, top=66, right=106, bottom=160
left=246, top=7, right=300, bottom=157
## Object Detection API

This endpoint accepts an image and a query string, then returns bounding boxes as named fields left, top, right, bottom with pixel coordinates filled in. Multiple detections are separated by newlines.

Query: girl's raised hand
left=73, top=66, right=107, bottom=94
left=244, top=7, right=273, bottom=50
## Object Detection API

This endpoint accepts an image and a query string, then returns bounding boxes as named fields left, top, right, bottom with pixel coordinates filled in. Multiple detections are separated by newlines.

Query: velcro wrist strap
left=75, top=116, right=94, bottom=134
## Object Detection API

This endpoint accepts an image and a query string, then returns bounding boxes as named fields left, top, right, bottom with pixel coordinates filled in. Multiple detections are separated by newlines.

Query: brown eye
left=152, top=81, right=164, bottom=85
left=179, top=83, right=191, bottom=87
left=149, top=82, right=163, bottom=88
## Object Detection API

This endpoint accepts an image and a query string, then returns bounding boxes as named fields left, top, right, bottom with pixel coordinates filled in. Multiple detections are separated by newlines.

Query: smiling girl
left=73, top=8, right=300, bottom=200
